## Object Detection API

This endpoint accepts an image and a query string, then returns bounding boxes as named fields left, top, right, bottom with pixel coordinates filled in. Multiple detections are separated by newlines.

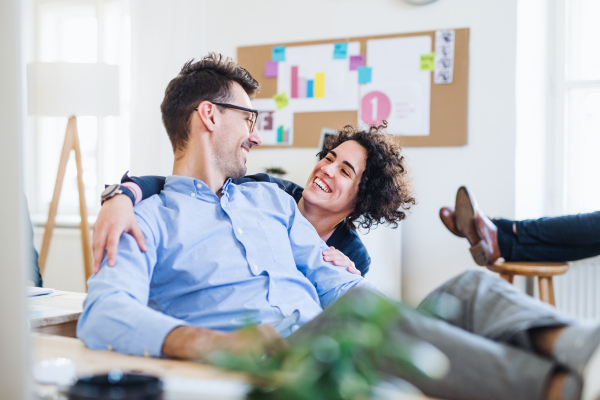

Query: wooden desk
left=33, top=334, right=432, bottom=399
left=29, top=291, right=86, bottom=337
left=34, top=333, right=245, bottom=381
left=33, top=333, right=250, bottom=399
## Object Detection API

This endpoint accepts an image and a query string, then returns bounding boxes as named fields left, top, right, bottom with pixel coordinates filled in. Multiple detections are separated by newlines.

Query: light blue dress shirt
left=77, top=176, right=377, bottom=357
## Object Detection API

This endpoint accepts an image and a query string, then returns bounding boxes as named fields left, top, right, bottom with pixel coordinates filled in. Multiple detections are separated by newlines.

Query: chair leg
left=38, top=118, right=75, bottom=276
left=499, top=273, right=514, bottom=284
left=538, top=277, right=555, bottom=306
left=71, top=119, right=93, bottom=285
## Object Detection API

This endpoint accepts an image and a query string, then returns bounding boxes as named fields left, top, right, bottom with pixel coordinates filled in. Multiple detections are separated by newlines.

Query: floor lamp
left=27, top=62, right=120, bottom=286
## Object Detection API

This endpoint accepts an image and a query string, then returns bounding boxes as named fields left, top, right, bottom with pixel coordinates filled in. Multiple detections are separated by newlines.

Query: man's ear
left=196, top=101, right=217, bottom=133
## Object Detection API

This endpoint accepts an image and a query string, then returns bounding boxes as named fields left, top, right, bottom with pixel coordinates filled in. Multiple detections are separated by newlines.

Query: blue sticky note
left=358, top=66, right=372, bottom=84
left=333, top=42, right=348, bottom=59
left=272, top=46, right=286, bottom=61
left=307, top=80, right=314, bottom=98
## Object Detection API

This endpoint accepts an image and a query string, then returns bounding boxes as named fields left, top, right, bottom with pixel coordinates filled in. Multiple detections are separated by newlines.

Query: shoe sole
left=455, top=187, right=488, bottom=266
left=469, top=243, right=489, bottom=267
left=582, top=342, right=600, bottom=400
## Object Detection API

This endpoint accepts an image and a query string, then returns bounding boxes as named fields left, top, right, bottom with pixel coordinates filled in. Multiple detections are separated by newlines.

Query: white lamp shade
left=27, top=62, right=120, bottom=116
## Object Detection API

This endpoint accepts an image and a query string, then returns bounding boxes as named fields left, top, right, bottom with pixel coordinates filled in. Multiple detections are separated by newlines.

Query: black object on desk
left=68, top=371, right=162, bottom=400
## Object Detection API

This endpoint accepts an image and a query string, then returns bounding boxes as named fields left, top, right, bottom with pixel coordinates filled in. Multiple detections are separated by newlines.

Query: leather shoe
left=439, top=207, right=465, bottom=238
left=454, top=186, right=501, bottom=266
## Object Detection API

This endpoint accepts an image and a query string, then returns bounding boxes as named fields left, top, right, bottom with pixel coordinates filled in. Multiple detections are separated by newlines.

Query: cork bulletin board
left=238, top=28, right=469, bottom=148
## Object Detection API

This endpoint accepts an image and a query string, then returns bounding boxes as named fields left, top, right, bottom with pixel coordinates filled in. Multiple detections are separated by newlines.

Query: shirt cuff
left=122, top=182, right=143, bottom=205
left=132, top=314, right=189, bottom=357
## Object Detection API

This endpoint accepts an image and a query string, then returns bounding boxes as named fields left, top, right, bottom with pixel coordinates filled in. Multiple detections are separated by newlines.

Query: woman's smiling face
left=302, top=140, right=367, bottom=217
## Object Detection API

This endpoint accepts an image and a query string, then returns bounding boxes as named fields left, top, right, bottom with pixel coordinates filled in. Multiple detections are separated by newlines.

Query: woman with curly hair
left=92, top=122, right=415, bottom=277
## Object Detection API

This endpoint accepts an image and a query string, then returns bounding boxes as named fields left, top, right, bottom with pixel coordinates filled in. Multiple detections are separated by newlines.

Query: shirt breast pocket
left=258, top=220, right=295, bottom=266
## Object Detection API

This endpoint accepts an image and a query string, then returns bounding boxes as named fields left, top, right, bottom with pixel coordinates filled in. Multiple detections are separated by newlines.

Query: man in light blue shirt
left=79, top=174, right=374, bottom=356
left=79, top=54, right=600, bottom=400
left=78, top=54, right=377, bottom=360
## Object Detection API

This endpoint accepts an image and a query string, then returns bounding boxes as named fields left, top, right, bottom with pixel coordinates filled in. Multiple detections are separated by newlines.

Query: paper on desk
left=31, top=291, right=62, bottom=299
left=28, top=305, right=76, bottom=320
left=27, top=286, right=55, bottom=297
left=162, top=377, right=249, bottom=400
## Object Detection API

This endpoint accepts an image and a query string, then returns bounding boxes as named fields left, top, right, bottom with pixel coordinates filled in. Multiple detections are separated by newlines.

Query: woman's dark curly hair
left=316, top=122, right=416, bottom=231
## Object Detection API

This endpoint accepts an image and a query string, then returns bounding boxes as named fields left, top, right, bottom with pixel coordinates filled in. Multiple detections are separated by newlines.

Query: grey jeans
left=290, top=269, right=574, bottom=400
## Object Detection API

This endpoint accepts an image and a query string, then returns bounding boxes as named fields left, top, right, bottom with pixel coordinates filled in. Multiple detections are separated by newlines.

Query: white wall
left=128, top=0, right=207, bottom=176
left=515, top=0, right=554, bottom=220
left=128, top=0, right=519, bottom=305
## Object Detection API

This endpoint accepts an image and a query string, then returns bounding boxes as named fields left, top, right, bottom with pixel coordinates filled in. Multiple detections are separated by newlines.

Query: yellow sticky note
left=420, top=52, right=435, bottom=71
left=314, top=72, right=325, bottom=98
left=273, top=92, right=289, bottom=110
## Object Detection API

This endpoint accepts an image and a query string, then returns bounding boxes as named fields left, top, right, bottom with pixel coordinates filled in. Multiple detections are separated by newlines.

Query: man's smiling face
left=213, top=82, right=262, bottom=179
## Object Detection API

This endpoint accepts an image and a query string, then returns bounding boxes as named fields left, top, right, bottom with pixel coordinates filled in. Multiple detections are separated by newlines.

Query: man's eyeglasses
left=195, top=102, right=259, bottom=133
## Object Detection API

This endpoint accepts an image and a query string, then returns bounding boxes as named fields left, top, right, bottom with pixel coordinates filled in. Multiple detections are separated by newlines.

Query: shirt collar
left=164, top=175, right=220, bottom=202
left=221, top=178, right=233, bottom=198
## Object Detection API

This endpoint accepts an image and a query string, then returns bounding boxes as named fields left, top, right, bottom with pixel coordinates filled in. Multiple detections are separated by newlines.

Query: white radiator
left=554, top=256, right=600, bottom=320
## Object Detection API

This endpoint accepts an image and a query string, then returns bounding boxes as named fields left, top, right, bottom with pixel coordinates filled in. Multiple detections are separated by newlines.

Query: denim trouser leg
left=493, top=211, right=600, bottom=261
left=290, top=271, right=564, bottom=400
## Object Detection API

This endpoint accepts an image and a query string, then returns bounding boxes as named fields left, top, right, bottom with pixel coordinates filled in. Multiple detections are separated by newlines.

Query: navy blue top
left=121, top=173, right=371, bottom=276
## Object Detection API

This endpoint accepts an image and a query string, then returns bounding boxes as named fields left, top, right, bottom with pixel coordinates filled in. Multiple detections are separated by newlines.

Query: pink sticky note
left=264, top=61, right=278, bottom=78
left=349, top=55, right=364, bottom=71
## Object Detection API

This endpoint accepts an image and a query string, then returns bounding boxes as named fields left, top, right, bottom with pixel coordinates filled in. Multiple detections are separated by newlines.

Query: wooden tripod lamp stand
left=27, top=63, right=120, bottom=285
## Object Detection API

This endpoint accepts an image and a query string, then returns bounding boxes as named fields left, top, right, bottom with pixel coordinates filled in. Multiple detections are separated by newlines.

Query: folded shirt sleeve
left=76, top=215, right=188, bottom=357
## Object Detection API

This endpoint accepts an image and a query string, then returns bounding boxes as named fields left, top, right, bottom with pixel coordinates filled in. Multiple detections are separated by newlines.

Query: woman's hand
left=322, top=246, right=361, bottom=276
left=92, top=195, right=146, bottom=273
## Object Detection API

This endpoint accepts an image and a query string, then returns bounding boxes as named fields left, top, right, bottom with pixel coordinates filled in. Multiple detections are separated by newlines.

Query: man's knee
left=429, top=269, right=490, bottom=297
left=456, top=268, right=489, bottom=282
left=417, top=269, right=495, bottom=319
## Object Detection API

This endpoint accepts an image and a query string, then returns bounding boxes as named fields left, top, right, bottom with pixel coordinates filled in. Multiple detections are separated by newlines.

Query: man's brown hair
left=160, top=53, right=260, bottom=152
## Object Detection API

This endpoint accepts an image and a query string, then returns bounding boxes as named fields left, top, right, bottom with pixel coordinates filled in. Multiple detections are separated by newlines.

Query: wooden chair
left=487, top=260, right=569, bottom=306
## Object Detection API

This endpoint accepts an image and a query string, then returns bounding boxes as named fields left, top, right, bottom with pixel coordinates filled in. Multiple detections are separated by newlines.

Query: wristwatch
left=101, top=184, right=135, bottom=206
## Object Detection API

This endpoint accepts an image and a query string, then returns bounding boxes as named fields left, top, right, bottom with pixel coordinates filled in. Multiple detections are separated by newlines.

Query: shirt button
left=271, top=281, right=276, bottom=289
left=253, top=264, right=258, bottom=272
left=292, top=324, right=300, bottom=332
left=237, top=228, right=243, bottom=234
left=190, top=192, right=196, bottom=198
left=196, top=183, right=202, bottom=189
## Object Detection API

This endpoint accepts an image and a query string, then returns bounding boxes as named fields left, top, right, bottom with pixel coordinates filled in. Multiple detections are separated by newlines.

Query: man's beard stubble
left=214, top=143, right=247, bottom=180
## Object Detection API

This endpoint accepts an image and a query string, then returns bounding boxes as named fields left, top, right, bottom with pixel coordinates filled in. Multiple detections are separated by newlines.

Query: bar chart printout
left=268, top=42, right=360, bottom=146
left=290, top=67, right=326, bottom=99
left=277, top=42, right=361, bottom=113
